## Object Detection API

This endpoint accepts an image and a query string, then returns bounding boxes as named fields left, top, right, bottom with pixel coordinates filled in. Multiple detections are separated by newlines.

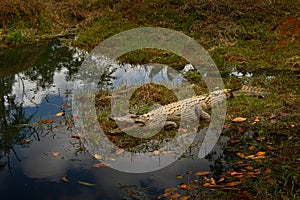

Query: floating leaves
left=55, top=112, right=65, bottom=117
left=61, top=176, right=69, bottom=182
left=40, top=119, right=54, bottom=124
left=176, top=175, right=183, bottom=179
left=77, top=181, right=96, bottom=187
left=94, top=154, right=102, bottom=160
left=93, top=162, right=110, bottom=168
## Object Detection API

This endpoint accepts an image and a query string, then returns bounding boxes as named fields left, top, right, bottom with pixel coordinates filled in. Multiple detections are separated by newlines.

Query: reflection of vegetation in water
left=0, top=39, right=84, bottom=171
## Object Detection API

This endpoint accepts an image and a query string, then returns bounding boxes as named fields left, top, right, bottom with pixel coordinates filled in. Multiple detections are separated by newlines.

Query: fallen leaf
left=230, top=139, right=241, bottom=144
left=153, top=150, right=160, bottom=155
left=94, top=154, right=102, bottom=160
left=256, top=136, right=265, bottom=141
left=195, top=171, right=211, bottom=176
left=234, top=175, right=245, bottom=180
left=168, top=193, right=181, bottom=199
left=264, top=168, right=272, bottom=174
left=244, top=166, right=254, bottom=171
left=254, top=116, right=260, bottom=122
left=254, top=170, right=262, bottom=175
left=237, top=152, right=245, bottom=158
left=203, top=183, right=211, bottom=187
left=180, top=184, right=188, bottom=189
left=78, top=181, right=95, bottom=186
left=186, top=170, right=192, bottom=174
left=116, top=148, right=125, bottom=155
left=55, top=112, right=65, bottom=117
left=210, top=178, right=216, bottom=185
left=52, top=151, right=60, bottom=157
left=40, top=119, right=54, bottom=124
left=160, top=150, right=172, bottom=155
left=247, top=172, right=255, bottom=176
left=245, top=155, right=255, bottom=159
left=248, top=146, right=256, bottom=151
left=232, top=117, right=247, bottom=122
left=230, top=171, right=243, bottom=176
left=61, top=176, right=69, bottom=182
left=256, top=151, right=266, bottom=156
left=225, top=181, right=242, bottom=187
left=217, top=177, right=225, bottom=182
left=93, top=162, right=110, bottom=167
left=179, top=196, right=191, bottom=200
left=224, top=124, right=231, bottom=128
left=267, top=146, right=278, bottom=151
left=254, top=156, right=267, bottom=159
left=71, top=135, right=80, bottom=139
left=164, top=187, right=177, bottom=194
left=176, top=175, right=183, bottom=179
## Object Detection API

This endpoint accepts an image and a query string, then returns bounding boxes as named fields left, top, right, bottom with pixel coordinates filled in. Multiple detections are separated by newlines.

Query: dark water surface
left=0, top=40, right=229, bottom=200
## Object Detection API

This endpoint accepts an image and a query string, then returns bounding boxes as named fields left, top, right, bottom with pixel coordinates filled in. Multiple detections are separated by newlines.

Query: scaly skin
left=111, top=86, right=267, bottom=133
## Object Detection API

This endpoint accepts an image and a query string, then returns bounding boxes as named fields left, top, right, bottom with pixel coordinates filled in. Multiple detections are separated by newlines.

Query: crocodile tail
left=232, top=85, right=268, bottom=98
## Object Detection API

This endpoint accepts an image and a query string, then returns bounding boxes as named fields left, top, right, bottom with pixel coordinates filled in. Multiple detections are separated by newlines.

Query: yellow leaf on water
left=232, top=117, right=247, bottom=122
left=61, top=176, right=69, bottom=182
left=225, top=181, right=242, bottom=187
left=93, top=162, right=110, bottom=168
left=40, top=119, right=54, bottom=124
left=52, top=151, right=60, bottom=157
left=78, top=181, right=95, bottom=186
left=55, top=112, right=65, bottom=116
left=94, top=154, right=102, bottom=160
left=195, top=171, right=211, bottom=176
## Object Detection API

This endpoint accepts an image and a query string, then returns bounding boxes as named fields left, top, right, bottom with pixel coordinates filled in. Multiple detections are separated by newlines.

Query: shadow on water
left=0, top=40, right=231, bottom=200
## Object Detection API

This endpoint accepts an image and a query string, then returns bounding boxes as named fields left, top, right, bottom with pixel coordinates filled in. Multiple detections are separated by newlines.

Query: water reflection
left=0, top=40, right=229, bottom=199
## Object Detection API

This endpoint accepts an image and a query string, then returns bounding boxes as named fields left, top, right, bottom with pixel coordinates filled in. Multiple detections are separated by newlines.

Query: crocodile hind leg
left=195, top=103, right=211, bottom=121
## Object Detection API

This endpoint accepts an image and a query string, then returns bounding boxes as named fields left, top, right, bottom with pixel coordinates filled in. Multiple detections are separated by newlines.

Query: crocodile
left=111, top=85, right=267, bottom=133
